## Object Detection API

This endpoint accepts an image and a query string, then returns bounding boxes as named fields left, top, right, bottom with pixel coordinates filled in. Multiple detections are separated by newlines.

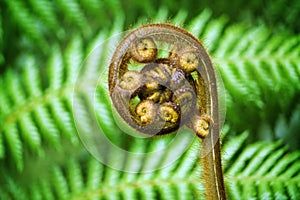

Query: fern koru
left=107, top=23, right=226, bottom=199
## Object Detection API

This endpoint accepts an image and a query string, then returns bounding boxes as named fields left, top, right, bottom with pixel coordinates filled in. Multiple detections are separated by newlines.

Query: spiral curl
left=108, top=25, right=212, bottom=136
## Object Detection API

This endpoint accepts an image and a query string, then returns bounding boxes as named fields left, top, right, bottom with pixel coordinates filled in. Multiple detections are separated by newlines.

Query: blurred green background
left=0, top=0, right=299, bottom=199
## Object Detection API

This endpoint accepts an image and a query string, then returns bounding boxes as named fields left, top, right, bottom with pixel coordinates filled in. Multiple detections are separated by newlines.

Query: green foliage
left=1, top=128, right=300, bottom=199
left=223, top=132, right=300, bottom=200
left=212, top=24, right=300, bottom=134
left=0, top=0, right=299, bottom=199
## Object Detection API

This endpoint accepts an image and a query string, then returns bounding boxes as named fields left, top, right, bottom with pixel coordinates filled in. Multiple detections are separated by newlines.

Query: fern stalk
left=202, top=138, right=226, bottom=199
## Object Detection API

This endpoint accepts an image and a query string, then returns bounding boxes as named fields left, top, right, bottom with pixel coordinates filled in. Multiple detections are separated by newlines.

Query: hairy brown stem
left=199, top=45, right=227, bottom=199
left=202, top=137, right=226, bottom=200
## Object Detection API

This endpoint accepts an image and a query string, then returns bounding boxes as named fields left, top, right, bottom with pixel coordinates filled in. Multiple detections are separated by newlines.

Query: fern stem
left=199, top=47, right=227, bottom=199
left=202, top=138, right=226, bottom=200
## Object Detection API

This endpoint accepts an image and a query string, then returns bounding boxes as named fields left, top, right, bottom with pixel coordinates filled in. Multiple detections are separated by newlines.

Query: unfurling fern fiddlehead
left=108, top=24, right=226, bottom=199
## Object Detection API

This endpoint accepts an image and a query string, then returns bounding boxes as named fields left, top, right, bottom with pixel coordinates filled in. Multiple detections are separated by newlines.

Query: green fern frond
left=54, top=0, right=91, bottom=38
left=0, top=15, right=127, bottom=169
left=0, top=39, right=83, bottom=169
left=27, top=0, right=60, bottom=32
left=0, top=138, right=203, bottom=200
left=222, top=130, right=249, bottom=170
left=212, top=26, right=300, bottom=133
left=225, top=141, right=300, bottom=200
left=0, top=0, right=126, bottom=71
left=170, top=10, right=188, bottom=26
left=47, top=46, right=65, bottom=89
left=1, top=129, right=300, bottom=200
left=4, top=0, right=48, bottom=52
left=2, top=175, right=28, bottom=200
